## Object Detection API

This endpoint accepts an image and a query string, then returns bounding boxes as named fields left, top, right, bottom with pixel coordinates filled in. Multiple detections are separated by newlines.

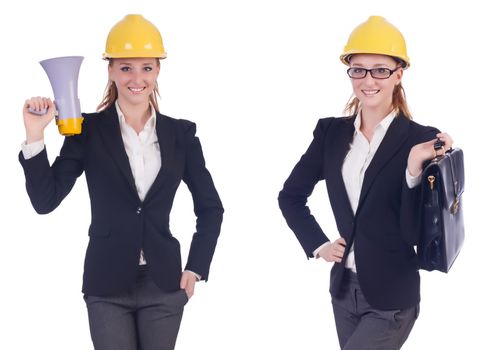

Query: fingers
left=180, top=271, right=196, bottom=299
left=24, top=97, right=57, bottom=118
left=24, top=97, right=50, bottom=114
left=330, top=238, right=346, bottom=262
left=333, top=238, right=346, bottom=254
left=46, top=98, right=56, bottom=115
left=436, top=132, right=454, bottom=151
left=319, top=238, right=347, bottom=263
left=429, top=133, right=454, bottom=159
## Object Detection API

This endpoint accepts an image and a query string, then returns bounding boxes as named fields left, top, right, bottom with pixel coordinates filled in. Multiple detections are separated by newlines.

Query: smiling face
left=349, top=54, right=402, bottom=115
left=108, top=57, right=160, bottom=108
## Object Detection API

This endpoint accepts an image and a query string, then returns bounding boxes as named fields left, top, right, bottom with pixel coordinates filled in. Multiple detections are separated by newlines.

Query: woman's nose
left=132, top=70, right=143, bottom=84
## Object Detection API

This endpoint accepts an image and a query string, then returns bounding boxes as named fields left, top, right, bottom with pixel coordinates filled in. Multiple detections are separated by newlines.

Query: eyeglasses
left=347, top=67, right=400, bottom=79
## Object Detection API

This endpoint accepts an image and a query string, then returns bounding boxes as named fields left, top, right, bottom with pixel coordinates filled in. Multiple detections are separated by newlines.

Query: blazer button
left=136, top=206, right=142, bottom=214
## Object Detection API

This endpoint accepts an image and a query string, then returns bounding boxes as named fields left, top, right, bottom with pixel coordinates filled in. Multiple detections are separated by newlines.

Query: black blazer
left=19, top=104, right=224, bottom=296
left=279, top=115, right=438, bottom=310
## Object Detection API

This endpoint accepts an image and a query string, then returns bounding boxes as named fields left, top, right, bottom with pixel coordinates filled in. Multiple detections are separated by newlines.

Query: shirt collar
left=354, top=109, right=397, bottom=133
left=115, top=100, right=157, bottom=132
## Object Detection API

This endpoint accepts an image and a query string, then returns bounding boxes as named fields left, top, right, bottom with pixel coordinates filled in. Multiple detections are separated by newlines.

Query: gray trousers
left=331, top=271, right=419, bottom=350
left=84, top=266, right=188, bottom=350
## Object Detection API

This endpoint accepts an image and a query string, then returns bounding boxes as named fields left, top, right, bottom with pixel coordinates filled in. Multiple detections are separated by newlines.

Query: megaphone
left=30, top=56, right=84, bottom=136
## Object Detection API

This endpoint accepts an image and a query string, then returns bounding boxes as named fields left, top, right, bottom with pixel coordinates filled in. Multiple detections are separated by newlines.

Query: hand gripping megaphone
left=30, top=56, right=84, bottom=136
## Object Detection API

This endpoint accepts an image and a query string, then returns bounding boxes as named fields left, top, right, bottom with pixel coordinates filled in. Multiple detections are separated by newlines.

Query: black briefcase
left=417, top=148, right=465, bottom=272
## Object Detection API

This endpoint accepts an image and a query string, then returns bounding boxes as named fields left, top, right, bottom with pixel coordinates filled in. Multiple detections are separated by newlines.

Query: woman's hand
left=180, top=271, right=197, bottom=299
left=318, top=237, right=347, bottom=263
left=23, top=97, right=57, bottom=143
left=407, top=133, right=454, bottom=177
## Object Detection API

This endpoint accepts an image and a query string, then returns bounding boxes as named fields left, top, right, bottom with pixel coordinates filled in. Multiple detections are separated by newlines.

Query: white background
left=1, top=0, right=487, bottom=348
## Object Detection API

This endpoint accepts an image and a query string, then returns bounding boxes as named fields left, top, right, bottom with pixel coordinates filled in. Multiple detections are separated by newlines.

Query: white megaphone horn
left=29, top=56, right=84, bottom=136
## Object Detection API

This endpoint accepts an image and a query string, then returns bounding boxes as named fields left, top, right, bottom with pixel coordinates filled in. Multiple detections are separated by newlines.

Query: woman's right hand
left=318, top=237, right=347, bottom=263
left=23, top=97, right=57, bottom=143
left=407, top=133, right=454, bottom=177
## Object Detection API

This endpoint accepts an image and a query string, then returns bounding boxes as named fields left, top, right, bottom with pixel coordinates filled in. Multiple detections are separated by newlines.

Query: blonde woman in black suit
left=279, top=16, right=452, bottom=349
left=20, top=14, right=223, bottom=350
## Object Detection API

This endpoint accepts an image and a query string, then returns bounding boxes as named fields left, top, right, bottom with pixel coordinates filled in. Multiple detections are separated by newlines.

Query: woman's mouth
left=129, top=87, right=145, bottom=94
left=362, top=89, right=380, bottom=96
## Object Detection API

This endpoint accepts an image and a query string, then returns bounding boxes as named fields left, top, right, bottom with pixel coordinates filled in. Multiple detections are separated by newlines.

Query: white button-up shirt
left=116, top=102, right=160, bottom=203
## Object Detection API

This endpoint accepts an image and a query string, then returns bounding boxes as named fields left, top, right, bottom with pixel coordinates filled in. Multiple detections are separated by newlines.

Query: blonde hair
left=96, top=59, right=161, bottom=112
left=343, top=83, right=412, bottom=120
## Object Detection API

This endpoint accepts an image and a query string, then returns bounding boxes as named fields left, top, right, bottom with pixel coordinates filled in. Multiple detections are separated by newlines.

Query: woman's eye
left=144, top=66, right=153, bottom=72
left=353, top=68, right=364, bottom=74
left=375, top=68, right=388, bottom=74
left=120, top=66, right=130, bottom=72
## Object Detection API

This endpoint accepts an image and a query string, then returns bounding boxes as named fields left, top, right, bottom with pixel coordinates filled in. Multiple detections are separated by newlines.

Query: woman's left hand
left=180, top=271, right=197, bottom=299
left=407, top=132, right=454, bottom=177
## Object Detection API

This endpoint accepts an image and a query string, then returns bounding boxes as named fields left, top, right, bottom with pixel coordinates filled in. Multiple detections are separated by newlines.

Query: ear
left=395, top=68, right=403, bottom=84
left=107, top=63, right=113, bottom=81
left=155, top=59, right=161, bottom=75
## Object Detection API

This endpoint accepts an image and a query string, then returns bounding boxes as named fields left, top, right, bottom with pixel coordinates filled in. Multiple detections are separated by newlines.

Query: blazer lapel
left=325, top=118, right=356, bottom=224
left=97, top=105, right=139, bottom=197
left=357, top=115, right=410, bottom=209
left=143, top=113, right=177, bottom=202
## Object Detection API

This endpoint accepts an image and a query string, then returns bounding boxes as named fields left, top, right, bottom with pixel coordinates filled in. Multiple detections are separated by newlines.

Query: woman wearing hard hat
left=279, top=16, right=453, bottom=349
left=20, top=15, right=223, bottom=349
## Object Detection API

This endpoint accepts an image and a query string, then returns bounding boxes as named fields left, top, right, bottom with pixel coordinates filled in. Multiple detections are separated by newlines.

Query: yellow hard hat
left=340, top=16, right=410, bottom=68
left=103, top=14, right=166, bottom=59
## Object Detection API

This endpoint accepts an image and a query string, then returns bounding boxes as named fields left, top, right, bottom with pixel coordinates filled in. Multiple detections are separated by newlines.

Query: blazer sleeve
left=18, top=134, right=84, bottom=214
left=400, top=126, right=439, bottom=245
left=278, top=118, right=333, bottom=257
left=181, top=121, right=224, bottom=281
